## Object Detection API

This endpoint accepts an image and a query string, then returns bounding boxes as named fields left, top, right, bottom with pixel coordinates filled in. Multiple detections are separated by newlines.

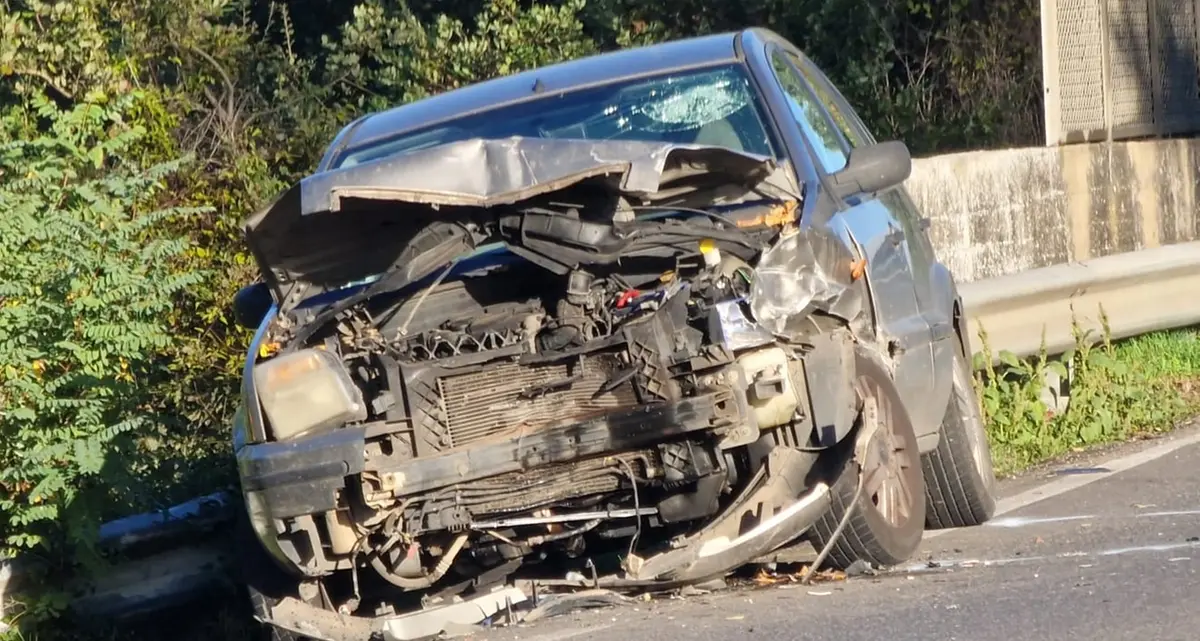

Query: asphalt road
left=479, top=421, right=1200, bottom=641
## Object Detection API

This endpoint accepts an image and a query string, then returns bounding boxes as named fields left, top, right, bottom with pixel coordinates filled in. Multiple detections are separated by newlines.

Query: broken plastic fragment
left=711, top=299, right=775, bottom=351
left=381, top=586, right=528, bottom=641
left=748, top=226, right=863, bottom=334
left=850, top=258, right=867, bottom=280
left=845, top=559, right=878, bottom=577
left=736, top=200, right=799, bottom=229
left=259, top=341, right=280, bottom=358
left=699, top=238, right=721, bottom=269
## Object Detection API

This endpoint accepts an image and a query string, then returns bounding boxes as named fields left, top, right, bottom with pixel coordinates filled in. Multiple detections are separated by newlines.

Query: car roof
left=317, top=31, right=750, bottom=170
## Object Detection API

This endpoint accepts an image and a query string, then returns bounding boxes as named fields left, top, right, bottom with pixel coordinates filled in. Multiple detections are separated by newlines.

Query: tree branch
left=12, top=67, right=75, bottom=105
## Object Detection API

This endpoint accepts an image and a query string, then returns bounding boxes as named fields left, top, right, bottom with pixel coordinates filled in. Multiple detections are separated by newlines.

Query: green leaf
left=8, top=407, right=37, bottom=421
left=1046, top=360, right=1069, bottom=379
left=999, top=350, right=1023, bottom=370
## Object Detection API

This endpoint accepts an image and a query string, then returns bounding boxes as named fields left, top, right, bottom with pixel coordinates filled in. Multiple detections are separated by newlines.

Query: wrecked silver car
left=230, top=28, right=997, bottom=641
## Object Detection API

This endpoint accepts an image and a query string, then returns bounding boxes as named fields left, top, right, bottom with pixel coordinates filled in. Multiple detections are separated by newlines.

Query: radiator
left=436, top=355, right=636, bottom=449
left=453, top=451, right=655, bottom=515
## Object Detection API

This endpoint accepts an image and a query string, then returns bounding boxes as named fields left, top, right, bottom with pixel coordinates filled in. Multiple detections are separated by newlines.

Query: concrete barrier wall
left=907, top=138, right=1200, bottom=283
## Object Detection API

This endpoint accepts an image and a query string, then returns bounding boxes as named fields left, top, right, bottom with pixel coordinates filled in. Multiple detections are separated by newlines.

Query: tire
left=921, top=342, right=998, bottom=529
left=809, top=350, right=926, bottom=570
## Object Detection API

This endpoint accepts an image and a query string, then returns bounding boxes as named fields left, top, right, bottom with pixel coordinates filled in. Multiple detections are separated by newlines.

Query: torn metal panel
left=625, top=446, right=828, bottom=583
left=748, top=225, right=864, bottom=336
left=0, top=493, right=239, bottom=626
left=69, top=543, right=234, bottom=621
left=243, top=137, right=789, bottom=310
left=293, top=137, right=778, bottom=212
left=263, top=595, right=377, bottom=641
left=260, top=582, right=633, bottom=641
left=803, top=332, right=860, bottom=447
left=518, top=589, right=630, bottom=623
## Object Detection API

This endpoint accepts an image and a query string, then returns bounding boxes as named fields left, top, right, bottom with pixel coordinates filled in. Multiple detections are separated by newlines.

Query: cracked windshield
left=335, top=65, right=776, bottom=168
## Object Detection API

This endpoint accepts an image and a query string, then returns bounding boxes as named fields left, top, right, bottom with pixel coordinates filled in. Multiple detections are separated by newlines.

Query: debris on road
left=382, top=585, right=528, bottom=640
left=746, top=563, right=848, bottom=587
left=675, top=578, right=728, bottom=597
left=520, top=589, right=630, bottom=624
left=845, top=559, right=879, bottom=577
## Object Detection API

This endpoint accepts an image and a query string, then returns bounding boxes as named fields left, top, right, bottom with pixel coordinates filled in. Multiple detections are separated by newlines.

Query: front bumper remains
left=238, top=385, right=840, bottom=641
left=236, top=393, right=736, bottom=522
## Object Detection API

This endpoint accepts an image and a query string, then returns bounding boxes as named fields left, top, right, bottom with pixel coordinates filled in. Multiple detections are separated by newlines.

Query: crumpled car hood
left=242, top=136, right=787, bottom=312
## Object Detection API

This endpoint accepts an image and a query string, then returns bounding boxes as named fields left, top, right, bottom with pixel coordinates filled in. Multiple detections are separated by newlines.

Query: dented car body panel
left=244, top=137, right=793, bottom=314
left=231, top=28, right=979, bottom=640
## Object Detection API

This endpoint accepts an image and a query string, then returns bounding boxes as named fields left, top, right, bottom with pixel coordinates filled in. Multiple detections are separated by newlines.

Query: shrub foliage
left=0, top=93, right=204, bottom=562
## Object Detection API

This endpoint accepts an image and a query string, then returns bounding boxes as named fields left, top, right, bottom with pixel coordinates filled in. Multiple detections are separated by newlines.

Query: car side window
left=789, top=52, right=876, bottom=148
left=768, top=50, right=849, bottom=174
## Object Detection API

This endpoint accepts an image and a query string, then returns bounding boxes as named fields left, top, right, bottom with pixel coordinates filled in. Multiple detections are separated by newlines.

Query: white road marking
left=926, top=427, right=1200, bottom=539
left=985, top=508, right=1200, bottom=529
left=896, top=540, right=1200, bottom=574
left=987, top=514, right=1095, bottom=528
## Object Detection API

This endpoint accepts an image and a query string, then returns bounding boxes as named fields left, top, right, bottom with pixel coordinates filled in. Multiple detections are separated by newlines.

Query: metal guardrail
left=959, top=241, right=1200, bottom=362
left=0, top=492, right=237, bottom=633
left=4, top=243, right=1199, bottom=628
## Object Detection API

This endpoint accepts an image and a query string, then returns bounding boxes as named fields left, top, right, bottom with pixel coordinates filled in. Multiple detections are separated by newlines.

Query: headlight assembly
left=253, top=348, right=366, bottom=441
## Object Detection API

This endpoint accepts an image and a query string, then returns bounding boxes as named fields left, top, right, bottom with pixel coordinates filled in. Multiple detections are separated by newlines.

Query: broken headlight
left=749, top=227, right=862, bottom=335
left=253, top=348, right=366, bottom=441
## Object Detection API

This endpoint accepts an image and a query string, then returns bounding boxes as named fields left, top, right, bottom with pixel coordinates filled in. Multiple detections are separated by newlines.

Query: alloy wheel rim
left=860, top=381, right=917, bottom=528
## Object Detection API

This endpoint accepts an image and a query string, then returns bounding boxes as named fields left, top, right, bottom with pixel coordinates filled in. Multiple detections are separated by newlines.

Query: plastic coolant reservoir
left=736, top=346, right=798, bottom=429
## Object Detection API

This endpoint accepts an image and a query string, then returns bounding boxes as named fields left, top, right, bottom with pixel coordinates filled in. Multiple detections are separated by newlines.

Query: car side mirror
left=233, top=282, right=273, bottom=329
left=827, top=140, right=912, bottom=199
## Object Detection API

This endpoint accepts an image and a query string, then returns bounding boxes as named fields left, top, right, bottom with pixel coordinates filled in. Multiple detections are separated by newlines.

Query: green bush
left=0, top=93, right=205, bottom=572
left=973, top=309, right=1198, bottom=476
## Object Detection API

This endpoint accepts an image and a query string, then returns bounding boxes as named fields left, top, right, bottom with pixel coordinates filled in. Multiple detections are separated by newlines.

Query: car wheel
left=808, top=350, right=926, bottom=570
left=921, top=341, right=997, bottom=529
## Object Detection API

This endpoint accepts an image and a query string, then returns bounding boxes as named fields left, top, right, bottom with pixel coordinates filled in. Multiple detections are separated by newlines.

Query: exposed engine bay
left=236, top=138, right=882, bottom=623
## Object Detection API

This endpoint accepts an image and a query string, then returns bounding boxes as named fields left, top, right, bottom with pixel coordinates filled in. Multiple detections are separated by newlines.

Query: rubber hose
left=371, top=533, right=468, bottom=590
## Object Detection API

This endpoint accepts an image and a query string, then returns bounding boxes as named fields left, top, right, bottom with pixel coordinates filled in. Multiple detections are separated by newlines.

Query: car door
left=789, top=52, right=957, bottom=425
left=764, top=46, right=942, bottom=441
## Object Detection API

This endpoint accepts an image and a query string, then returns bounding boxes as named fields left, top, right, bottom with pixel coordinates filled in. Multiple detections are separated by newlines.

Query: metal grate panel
left=1055, top=0, right=1106, bottom=135
left=1107, top=0, right=1154, bottom=127
left=455, top=451, right=655, bottom=515
left=1153, top=0, right=1200, bottom=128
left=438, top=355, right=636, bottom=448
left=1044, top=0, right=1200, bottom=143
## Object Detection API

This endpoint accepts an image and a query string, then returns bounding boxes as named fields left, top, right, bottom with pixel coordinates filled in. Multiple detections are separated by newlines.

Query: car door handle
left=887, top=226, right=905, bottom=246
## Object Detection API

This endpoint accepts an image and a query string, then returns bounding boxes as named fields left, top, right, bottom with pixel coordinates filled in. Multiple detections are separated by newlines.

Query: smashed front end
left=234, top=137, right=870, bottom=637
